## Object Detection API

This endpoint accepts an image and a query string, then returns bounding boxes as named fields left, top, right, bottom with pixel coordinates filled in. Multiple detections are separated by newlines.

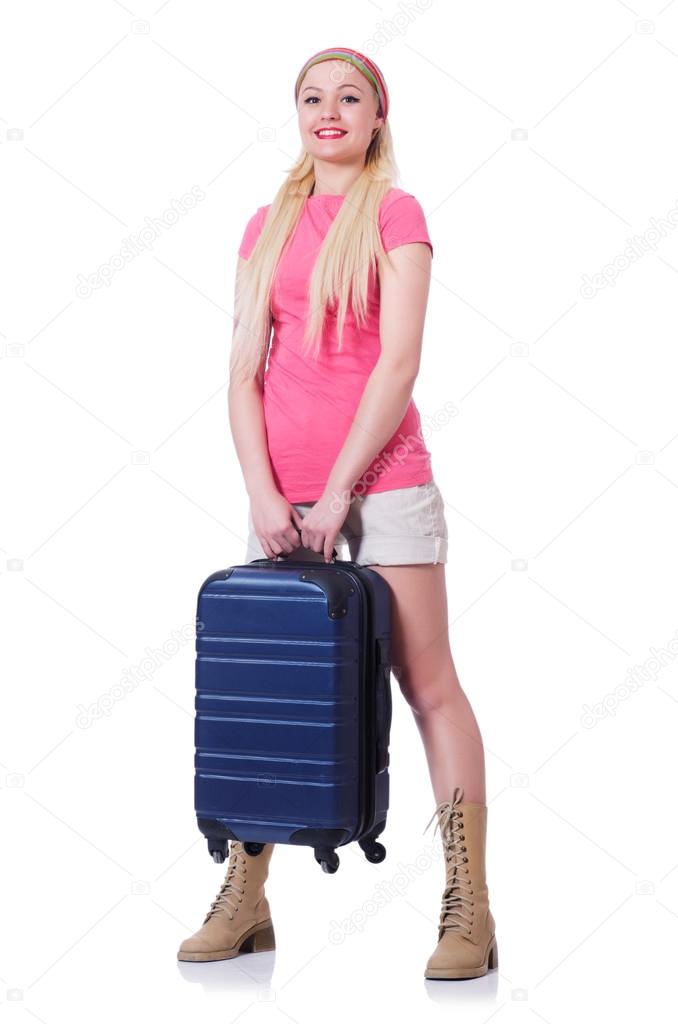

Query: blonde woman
left=178, top=47, right=498, bottom=980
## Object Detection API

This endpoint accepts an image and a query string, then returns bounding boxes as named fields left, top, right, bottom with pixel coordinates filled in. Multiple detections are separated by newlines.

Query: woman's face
left=297, top=59, right=383, bottom=164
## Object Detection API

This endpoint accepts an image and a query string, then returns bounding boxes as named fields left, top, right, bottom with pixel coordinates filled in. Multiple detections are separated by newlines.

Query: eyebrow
left=302, top=84, right=364, bottom=94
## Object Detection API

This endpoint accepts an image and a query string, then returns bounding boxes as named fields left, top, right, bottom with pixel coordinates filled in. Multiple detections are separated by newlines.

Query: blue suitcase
left=193, top=549, right=393, bottom=873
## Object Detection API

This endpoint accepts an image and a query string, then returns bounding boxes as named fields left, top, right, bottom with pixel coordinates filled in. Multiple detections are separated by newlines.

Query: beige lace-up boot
left=423, top=786, right=498, bottom=979
left=177, top=841, right=275, bottom=962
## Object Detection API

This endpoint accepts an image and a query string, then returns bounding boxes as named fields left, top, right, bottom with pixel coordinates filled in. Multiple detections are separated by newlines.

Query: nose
left=320, top=100, right=341, bottom=119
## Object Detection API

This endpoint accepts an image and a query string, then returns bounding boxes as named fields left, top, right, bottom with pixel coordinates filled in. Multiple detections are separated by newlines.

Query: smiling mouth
left=314, top=129, right=347, bottom=138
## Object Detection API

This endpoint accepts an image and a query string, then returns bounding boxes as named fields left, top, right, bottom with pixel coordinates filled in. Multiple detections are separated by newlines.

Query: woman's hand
left=299, top=487, right=352, bottom=563
left=250, top=490, right=305, bottom=560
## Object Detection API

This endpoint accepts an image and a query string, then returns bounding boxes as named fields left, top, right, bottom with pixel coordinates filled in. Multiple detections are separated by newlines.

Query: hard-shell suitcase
left=193, top=549, right=393, bottom=873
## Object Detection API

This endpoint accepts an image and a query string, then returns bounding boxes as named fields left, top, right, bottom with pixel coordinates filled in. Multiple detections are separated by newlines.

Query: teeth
left=317, top=130, right=345, bottom=136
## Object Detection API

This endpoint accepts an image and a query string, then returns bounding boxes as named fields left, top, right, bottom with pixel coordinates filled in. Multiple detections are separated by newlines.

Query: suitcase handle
left=375, top=640, right=393, bottom=773
left=272, top=547, right=338, bottom=562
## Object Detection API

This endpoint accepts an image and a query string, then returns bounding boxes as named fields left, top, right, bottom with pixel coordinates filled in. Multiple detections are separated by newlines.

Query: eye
left=303, top=95, right=359, bottom=104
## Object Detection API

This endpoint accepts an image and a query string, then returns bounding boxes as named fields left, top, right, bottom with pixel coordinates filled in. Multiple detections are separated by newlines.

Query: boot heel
left=487, top=938, right=498, bottom=969
left=241, top=921, right=275, bottom=953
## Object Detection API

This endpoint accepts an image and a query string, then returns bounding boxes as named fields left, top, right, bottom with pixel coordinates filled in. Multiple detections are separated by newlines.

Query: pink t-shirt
left=237, top=187, right=435, bottom=503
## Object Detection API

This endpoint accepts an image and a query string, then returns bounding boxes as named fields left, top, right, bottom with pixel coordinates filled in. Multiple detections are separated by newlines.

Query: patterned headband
left=294, top=47, right=389, bottom=122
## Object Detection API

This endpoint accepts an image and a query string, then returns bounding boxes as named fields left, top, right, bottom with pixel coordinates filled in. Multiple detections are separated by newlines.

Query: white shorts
left=245, top=480, right=448, bottom=566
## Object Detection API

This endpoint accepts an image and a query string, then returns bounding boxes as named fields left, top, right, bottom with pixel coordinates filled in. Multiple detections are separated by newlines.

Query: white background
left=2, top=0, right=677, bottom=1018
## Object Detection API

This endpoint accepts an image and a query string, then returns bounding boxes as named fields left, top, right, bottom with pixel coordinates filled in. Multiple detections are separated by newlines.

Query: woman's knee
left=393, top=664, right=459, bottom=717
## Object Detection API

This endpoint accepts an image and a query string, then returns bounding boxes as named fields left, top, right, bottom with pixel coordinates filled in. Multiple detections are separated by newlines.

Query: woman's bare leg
left=369, top=563, right=486, bottom=805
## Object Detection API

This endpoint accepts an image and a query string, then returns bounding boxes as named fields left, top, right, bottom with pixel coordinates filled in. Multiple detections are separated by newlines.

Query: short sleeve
left=237, top=205, right=268, bottom=260
left=379, top=193, right=433, bottom=257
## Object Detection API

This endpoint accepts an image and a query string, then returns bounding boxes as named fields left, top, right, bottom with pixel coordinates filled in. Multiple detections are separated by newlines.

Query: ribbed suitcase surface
left=194, top=555, right=392, bottom=872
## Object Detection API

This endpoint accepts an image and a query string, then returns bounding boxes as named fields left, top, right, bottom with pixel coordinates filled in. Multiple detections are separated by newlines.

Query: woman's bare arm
left=227, top=257, right=279, bottom=501
left=228, top=257, right=304, bottom=558
left=322, top=241, right=432, bottom=505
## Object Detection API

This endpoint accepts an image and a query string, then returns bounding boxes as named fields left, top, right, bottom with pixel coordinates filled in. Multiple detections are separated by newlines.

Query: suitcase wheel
left=314, top=848, right=340, bottom=873
left=243, top=842, right=265, bottom=856
left=361, top=840, right=386, bottom=864
left=208, top=838, right=228, bottom=863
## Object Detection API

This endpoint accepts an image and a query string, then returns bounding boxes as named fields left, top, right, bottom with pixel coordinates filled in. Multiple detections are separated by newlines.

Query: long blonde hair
left=229, top=119, right=399, bottom=387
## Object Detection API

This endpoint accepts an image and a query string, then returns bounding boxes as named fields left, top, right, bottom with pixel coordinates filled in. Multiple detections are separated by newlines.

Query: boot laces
left=203, top=842, right=247, bottom=924
left=423, top=787, right=474, bottom=937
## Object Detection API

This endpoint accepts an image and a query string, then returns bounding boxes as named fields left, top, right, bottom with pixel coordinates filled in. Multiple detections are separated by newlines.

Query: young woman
left=178, top=46, right=497, bottom=980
